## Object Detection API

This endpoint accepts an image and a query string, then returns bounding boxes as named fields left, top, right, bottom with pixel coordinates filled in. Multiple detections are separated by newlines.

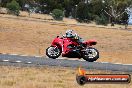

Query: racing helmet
left=65, top=30, right=74, bottom=38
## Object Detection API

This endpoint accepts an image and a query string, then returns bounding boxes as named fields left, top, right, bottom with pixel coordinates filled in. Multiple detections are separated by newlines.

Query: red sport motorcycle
left=46, top=34, right=99, bottom=62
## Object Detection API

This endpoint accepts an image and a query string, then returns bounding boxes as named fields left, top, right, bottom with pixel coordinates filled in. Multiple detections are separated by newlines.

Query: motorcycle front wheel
left=82, top=47, right=99, bottom=62
left=46, top=46, right=61, bottom=59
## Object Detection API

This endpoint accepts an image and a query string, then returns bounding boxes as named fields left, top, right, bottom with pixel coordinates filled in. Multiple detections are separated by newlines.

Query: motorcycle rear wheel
left=46, top=46, right=61, bottom=59
left=82, top=47, right=99, bottom=62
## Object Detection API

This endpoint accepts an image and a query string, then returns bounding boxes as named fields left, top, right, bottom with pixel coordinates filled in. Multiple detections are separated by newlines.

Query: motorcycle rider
left=64, top=30, right=84, bottom=43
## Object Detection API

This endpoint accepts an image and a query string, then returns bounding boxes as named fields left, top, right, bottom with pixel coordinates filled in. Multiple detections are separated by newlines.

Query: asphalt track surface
left=0, top=54, right=132, bottom=72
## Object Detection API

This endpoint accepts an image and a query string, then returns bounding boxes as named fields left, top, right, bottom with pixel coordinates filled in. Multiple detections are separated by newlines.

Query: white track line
left=57, top=58, right=66, bottom=59
left=34, top=56, right=42, bottom=58
left=2, top=60, right=9, bottom=62
left=15, top=60, right=22, bottom=63
left=122, top=64, right=132, bottom=65
left=1, top=53, right=42, bottom=58
left=115, top=63, right=122, bottom=64
left=26, top=62, right=32, bottom=64
left=10, top=54, right=19, bottom=56
left=101, top=62, right=132, bottom=65
left=101, top=62, right=109, bottom=63
left=20, top=55, right=29, bottom=56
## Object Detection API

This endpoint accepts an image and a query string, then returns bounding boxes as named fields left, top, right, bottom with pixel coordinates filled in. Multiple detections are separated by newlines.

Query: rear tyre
left=82, top=47, right=99, bottom=62
left=46, top=46, right=61, bottom=59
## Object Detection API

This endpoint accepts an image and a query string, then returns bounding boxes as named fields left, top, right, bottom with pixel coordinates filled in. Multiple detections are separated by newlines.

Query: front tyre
left=46, top=46, right=61, bottom=59
left=82, top=47, right=99, bottom=62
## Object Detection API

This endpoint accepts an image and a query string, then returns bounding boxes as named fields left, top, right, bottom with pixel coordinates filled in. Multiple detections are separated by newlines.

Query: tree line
left=0, top=0, right=132, bottom=26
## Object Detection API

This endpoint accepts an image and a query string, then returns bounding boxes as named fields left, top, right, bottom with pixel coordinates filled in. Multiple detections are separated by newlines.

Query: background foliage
left=0, top=0, right=132, bottom=25
left=6, top=0, right=20, bottom=16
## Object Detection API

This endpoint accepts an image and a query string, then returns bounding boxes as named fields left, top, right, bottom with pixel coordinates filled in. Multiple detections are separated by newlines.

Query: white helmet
left=65, top=30, right=74, bottom=37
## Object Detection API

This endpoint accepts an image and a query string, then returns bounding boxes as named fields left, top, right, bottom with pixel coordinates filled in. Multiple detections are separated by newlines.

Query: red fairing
left=62, top=38, right=78, bottom=54
left=51, top=37, right=63, bottom=49
left=86, top=39, right=97, bottom=46
left=51, top=37, right=78, bottom=54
